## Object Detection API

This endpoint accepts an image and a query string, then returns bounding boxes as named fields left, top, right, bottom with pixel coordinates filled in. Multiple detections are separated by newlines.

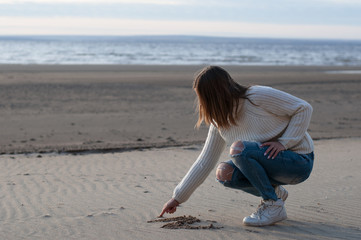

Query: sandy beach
left=0, top=65, right=361, bottom=154
left=0, top=139, right=360, bottom=239
left=0, top=65, right=361, bottom=239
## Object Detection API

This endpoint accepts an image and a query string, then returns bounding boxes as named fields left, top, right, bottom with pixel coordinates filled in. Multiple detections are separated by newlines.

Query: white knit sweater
left=172, top=85, right=314, bottom=203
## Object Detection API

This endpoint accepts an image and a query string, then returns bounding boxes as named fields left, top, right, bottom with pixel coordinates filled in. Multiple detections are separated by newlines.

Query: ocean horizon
left=0, top=35, right=360, bottom=66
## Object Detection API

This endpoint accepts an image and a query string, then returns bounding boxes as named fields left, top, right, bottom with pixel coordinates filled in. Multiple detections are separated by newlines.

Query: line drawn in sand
left=148, top=215, right=223, bottom=229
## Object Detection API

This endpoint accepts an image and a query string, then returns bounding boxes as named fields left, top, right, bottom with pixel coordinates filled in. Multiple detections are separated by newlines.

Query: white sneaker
left=243, top=199, right=287, bottom=226
left=275, top=185, right=288, bottom=202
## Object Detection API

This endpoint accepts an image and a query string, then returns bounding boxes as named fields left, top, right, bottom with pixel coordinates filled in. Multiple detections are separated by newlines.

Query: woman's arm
left=172, top=124, right=226, bottom=203
left=252, top=86, right=313, bottom=150
left=159, top=124, right=226, bottom=216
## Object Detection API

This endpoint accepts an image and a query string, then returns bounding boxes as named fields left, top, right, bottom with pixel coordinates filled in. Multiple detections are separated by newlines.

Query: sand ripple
left=0, top=139, right=361, bottom=239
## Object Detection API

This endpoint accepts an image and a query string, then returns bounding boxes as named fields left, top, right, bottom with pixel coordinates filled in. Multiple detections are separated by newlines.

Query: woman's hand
left=261, top=141, right=285, bottom=159
left=159, top=198, right=180, bottom=217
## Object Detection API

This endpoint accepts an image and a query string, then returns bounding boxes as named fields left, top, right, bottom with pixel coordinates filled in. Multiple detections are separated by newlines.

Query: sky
left=0, top=0, right=361, bottom=39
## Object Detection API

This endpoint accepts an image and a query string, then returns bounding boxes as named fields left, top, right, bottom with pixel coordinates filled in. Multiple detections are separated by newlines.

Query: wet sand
left=0, top=64, right=360, bottom=154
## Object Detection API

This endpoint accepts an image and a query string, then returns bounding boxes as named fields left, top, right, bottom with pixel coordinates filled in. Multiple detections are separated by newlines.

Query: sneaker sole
left=243, top=215, right=287, bottom=227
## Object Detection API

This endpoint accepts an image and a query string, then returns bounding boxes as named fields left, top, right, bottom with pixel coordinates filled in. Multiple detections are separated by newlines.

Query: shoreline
left=1, top=64, right=360, bottom=154
left=0, top=139, right=205, bottom=155
left=1, top=137, right=360, bottom=156
left=2, top=63, right=361, bottom=69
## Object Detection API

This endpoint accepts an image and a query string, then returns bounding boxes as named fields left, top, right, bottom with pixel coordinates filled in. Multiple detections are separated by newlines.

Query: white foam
left=325, top=70, right=361, bottom=74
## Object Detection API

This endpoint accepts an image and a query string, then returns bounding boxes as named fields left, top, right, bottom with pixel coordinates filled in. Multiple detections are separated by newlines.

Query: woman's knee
left=230, top=141, right=244, bottom=156
left=216, top=162, right=234, bottom=182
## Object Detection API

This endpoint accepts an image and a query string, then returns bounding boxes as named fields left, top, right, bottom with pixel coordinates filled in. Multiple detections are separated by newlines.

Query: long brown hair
left=193, top=66, right=249, bottom=129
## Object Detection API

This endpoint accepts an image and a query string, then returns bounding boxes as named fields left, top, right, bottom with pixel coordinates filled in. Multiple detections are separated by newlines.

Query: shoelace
left=254, top=202, right=266, bottom=217
left=254, top=200, right=273, bottom=218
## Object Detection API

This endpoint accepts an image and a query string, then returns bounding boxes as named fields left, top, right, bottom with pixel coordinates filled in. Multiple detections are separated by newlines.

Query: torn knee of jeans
left=216, top=162, right=234, bottom=182
left=230, top=141, right=244, bottom=156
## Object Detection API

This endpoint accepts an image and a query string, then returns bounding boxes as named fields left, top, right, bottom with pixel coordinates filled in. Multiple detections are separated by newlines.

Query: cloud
left=1, top=16, right=361, bottom=40
left=0, top=0, right=360, bottom=38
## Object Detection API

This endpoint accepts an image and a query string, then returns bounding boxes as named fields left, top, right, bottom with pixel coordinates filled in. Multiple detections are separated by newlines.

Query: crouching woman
left=160, top=66, right=314, bottom=227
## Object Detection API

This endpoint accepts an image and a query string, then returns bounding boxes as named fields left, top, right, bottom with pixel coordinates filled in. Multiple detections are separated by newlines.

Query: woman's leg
left=216, top=160, right=289, bottom=200
left=229, top=141, right=314, bottom=200
left=216, top=160, right=262, bottom=197
left=217, top=140, right=313, bottom=226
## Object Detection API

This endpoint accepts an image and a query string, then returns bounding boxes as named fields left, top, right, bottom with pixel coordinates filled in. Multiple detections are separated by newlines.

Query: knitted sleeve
left=250, top=86, right=313, bottom=150
left=172, top=124, right=226, bottom=203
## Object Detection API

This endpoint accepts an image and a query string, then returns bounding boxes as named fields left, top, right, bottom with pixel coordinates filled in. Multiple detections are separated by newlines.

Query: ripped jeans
left=216, top=141, right=314, bottom=201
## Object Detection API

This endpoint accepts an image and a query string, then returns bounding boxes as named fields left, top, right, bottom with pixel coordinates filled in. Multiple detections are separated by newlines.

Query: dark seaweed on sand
left=147, top=215, right=222, bottom=229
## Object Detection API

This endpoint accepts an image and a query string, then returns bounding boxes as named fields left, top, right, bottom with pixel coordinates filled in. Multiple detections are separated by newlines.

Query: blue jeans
left=217, top=141, right=314, bottom=201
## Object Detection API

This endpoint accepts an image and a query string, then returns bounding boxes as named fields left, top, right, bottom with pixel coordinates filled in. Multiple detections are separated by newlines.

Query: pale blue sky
left=1, top=0, right=361, bottom=39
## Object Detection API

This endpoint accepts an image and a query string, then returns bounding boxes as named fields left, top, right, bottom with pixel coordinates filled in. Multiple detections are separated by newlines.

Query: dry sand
left=0, top=138, right=360, bottom=239
left=0, top=65, right=361, bottom=239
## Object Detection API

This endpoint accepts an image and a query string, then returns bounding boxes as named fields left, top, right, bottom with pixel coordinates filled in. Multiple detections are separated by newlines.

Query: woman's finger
left=261, top=142, right=285, bottom=159
left=270, top=148, right=280, bottom=159
left=268, top=147, right=277, bottom=159
left=160, top=203, right=171, bottom=217
left=159, top=208, right=166, bottom=217
left=261, top=142, right=271, bottom=148
left=263, top=144, right=272, bottom=156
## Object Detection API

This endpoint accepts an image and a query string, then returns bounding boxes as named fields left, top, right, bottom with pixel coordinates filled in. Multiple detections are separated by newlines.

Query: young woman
left=159, top=66, right=314, bottom=226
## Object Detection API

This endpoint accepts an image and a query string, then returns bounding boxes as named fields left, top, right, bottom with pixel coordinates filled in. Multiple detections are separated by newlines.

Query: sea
left=0, top=35, right=361, bottom=66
